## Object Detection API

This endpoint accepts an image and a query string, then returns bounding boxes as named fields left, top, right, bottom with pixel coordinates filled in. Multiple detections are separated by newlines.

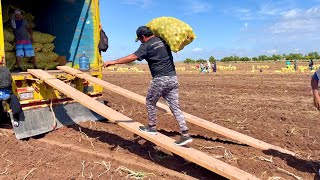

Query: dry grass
left=277, top=167, right=302, bottom=180
left=116, top=166, right=156, bottom=179
left=250, top=155, right=273, bottom=163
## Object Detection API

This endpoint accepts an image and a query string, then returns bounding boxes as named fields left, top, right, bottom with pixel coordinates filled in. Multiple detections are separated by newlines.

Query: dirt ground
left=0, top=62, right=319, bottom=180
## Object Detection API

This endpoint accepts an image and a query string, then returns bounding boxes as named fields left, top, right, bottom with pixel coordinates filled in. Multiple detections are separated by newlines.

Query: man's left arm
left=102, top=54, right=138, bottom=68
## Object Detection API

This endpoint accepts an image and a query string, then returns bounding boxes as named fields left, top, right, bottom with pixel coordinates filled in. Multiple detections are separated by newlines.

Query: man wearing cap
left=11, top=9, right=37, bottom=71
left=102, top=26, right=192, bottom=146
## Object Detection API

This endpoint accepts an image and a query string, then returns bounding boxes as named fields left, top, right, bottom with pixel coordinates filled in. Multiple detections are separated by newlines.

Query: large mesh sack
left=33, top=31, right=56, bottom=43
left=42, top=43, right=55, bottom=52
left=4, top=28, right=15, bottom=42
left=146, top=16, right=196, bottom=52
left=33, top=43, right=42, bottom=52
left=5, top=52, right=16, bottom=70
left=35, top=52, right=58, bottom=63
left=36, top=62, right=59, bottom=70
left=5, top=51, right=16, bottom=60
left=5, top=42, right=14, bottom=51
left=20, top=62, right=34, bottom=71
left=24, top=13, right=35, bottom=22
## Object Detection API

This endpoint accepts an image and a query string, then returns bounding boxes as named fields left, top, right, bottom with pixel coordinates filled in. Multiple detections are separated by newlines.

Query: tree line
left=183, top=52, right=320, bottom=63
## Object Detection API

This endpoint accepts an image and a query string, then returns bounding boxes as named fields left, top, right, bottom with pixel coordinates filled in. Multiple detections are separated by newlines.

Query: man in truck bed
left=11, top=9, right=37, bottom=71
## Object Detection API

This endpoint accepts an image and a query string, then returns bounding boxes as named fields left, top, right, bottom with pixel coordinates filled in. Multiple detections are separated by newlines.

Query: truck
left=0, top=0, right=105, bottom=139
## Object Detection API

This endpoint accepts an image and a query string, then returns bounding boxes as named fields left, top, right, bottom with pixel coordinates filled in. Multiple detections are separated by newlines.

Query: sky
left=99, top=0, right=320, bottom=61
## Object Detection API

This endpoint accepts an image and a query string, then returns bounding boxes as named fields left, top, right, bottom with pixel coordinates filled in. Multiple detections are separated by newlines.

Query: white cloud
left=226, top=1, right=298, bottom=20
left=183, top=0, right=211, bottom=15
left=121, top=0, right=153, bottom=8
left=281, top=9, right=300, bottom=18
left=192, top=48, right=204, bottom=52
left=266, top=49, right=277, bottom=54
left=227, top=8, right=254, bottom=20
left=269, top=7, right=320, bottom=34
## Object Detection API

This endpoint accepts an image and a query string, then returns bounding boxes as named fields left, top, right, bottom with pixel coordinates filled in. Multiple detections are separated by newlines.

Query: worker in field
left=212, top=61, right=217, bottom=73
left=0, top=63, right=24, bottom=127
left=285, top=59, right=291, bottom=68
left=200, top=62, right=205, bottom=73
left=309, top=59, right=314, bottom=70
left=11, top=10, right=37, bottom=72
left=206, top=61, right=211, bottom=73
left=102, top=26, right=192, bottom=146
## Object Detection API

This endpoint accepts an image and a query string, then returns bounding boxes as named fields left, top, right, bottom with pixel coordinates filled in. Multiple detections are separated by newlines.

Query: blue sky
left=100, top=0, right=320, bottom=61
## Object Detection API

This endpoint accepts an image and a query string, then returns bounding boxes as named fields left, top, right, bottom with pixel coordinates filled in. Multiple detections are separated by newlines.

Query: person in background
left=0, top=63, right=24, bottom=127
left=102, top=26, right=192, bottom=146
left=11, top=9, right=37, bottom=71
left=309, top=59, right=314, bottom=70
left=294, top=59, right=297, bottom=71
left=212, top=61, right=217, bottom=73
left=200, top=62, right=205, bottom=73
left=206, top=60, right=211, bottom=73
left=286, top=59, right=291, bottom=69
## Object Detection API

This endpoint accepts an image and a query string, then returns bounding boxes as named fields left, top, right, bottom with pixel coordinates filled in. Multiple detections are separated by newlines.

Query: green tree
left=271, top=54, right=282, bottom=61
left=196, top=59, right=207, bottom=63
left=258, top=55, right=268, bottom=61
left=209, top=56, right=215, bottom=63
left=307, top=52, right=320, bottom=60
left=240, top=57, right=251, bottom=61
left=183, top=58, right=195, bottom=64
left=252, top=57, right=259, bottom=61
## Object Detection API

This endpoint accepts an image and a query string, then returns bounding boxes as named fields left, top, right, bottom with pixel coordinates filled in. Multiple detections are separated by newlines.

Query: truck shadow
left=68, top=122, right=227, bottom=180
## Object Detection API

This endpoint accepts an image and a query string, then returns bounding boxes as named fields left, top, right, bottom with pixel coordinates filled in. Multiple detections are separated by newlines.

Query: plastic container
left=79, top=51, right=90, bottom=71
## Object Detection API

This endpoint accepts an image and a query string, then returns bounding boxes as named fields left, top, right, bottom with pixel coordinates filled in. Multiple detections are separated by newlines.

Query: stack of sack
left=146, top=16, right=196, bottom=53
left=3, top=6, right=59, bottom=71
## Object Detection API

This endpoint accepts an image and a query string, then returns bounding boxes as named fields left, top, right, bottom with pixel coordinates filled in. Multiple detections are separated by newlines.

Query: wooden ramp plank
left=57, top=66, right=295, bottom=156
left=28, top=69, right=259, bottom=180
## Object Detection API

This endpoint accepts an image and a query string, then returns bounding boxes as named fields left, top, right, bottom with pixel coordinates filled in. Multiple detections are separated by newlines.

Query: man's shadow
left=263, top=149, right=319, bottom=180
left=68, top=121, right=227, bottom=180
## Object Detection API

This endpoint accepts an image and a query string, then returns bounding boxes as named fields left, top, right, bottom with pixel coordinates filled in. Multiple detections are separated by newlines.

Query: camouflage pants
left=146, top=76, right=188, bottom=132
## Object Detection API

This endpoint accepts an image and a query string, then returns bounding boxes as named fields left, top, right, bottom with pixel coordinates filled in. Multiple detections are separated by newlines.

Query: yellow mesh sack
left=33, top=31, right=56, bottom=43
left=4, top=52, right=16, bottom=70
left=4, top=29, right=15, bottom=43
left=146, top=16, right=196, bottom=53
left=42, top=43, right=55, bottom=52
left=5, top=42, right=14, bottom=51
left=33, top=43, right=42, bottom=52
left=35, top=52, right=58, bottom=63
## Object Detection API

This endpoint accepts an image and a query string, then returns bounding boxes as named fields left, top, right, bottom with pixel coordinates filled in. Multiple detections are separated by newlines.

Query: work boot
left=139, top=125, right=157, bottom=135
left=174, top=134, right=193, bottom=146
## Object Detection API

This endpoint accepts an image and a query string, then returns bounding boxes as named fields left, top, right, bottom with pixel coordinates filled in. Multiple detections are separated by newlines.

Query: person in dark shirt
left=102, top=26, right=192, bottom=146
left=11, top=10, right=37, bottom=71
left=309, top=59, right=314, bottom=70
left=0, top=64, right=24, bottom=127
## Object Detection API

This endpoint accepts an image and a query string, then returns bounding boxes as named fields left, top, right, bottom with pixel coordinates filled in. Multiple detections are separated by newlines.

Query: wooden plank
left=28, top=69, right=259, bottom=180
left=57, top=66, right=295, bottom=156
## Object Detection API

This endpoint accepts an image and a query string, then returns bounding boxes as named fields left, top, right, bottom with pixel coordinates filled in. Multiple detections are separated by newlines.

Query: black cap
left=135, top=26, right=153, bottom=42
